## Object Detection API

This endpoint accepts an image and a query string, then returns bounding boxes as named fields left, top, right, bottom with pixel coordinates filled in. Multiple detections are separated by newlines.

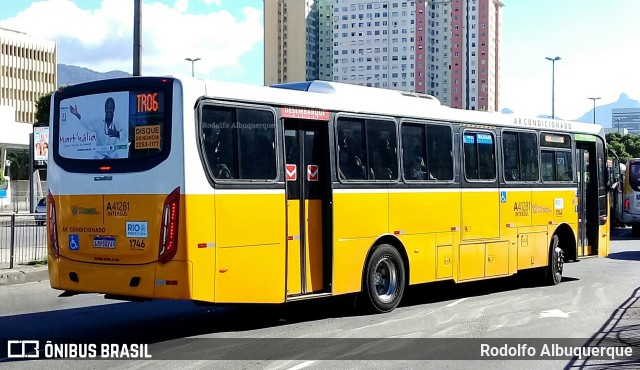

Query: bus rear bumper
left=48, top=256, right=192, bottom=300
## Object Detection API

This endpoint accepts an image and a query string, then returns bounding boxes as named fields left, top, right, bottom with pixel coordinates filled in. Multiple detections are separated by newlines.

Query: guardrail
left=0, top=213, right=47, bottom=269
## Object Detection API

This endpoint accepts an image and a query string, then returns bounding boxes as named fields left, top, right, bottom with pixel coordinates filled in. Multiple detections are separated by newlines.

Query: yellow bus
left=47, top=77, right=610, bottom=313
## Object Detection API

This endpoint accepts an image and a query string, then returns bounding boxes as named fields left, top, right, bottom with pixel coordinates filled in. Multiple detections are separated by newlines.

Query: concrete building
left=428, top=0, right=502, bottom=111
left=0, top=27, right=57, bottom=123
left=331, top=0, right=417, bottom=90
left=264, top=0, right=319, bottom=85
left=264, top=0, right=503, bottom=111
left=612, top=108, right=640, bottom=134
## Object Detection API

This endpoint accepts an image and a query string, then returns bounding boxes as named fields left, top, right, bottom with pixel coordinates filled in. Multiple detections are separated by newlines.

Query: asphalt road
left=1, top=228, right=639, bottom=369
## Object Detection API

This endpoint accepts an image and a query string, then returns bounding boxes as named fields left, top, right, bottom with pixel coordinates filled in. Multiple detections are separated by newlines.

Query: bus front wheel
left=361, top=244, right=406, bottom=313
left=544, top=235, right=564, bottom=286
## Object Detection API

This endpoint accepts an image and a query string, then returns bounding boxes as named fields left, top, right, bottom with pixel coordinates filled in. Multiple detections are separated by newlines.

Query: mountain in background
left=502, top=93, right=640, bottom=126
left=574, top=93, right=640, bottom=127
left=57, top=64, right=130, bottom=87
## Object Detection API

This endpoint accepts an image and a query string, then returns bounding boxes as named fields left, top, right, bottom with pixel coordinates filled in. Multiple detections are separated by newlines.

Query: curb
left=0, top=267, right=49, bottom=286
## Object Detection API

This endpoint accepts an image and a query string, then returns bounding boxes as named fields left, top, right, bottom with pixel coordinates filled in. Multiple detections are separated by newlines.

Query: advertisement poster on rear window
left=59, top=92, right=129, bottom=160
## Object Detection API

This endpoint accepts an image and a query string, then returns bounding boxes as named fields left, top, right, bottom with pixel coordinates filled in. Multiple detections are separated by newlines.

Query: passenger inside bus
left=409, top=156, right=427, bottom=180
left=203, top=127, right=232, bottom=179
left=503, top=139, right=519, bottom=181
left=338, top=129, right=367, bottom=180
left=371, top=131, right=395, bottom=180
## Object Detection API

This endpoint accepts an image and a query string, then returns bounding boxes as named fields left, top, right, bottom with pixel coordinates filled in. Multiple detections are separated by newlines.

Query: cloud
left=203, top=0, right=223, bottom=5
left=0, top=0, right=262, bottom=79
left=174, top=0, right=189, bottom=13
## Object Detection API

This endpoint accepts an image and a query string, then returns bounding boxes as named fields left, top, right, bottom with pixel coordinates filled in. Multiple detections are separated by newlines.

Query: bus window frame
left=462, top=128, right=498, bottom=183
left=539, top=131, right=575, bottom=184
left=51, top=77, right=174, bottom=174
left=399, top=119, right=455, bottom=184
left=334, top=112, right=400, bottom=184
left=196, top=99, right=281, bottom=185
left=540, top=132, right=572, bottom=150
left=500, top=128, right=541, bottom=184
left=541, top=148, right=576, bottom=183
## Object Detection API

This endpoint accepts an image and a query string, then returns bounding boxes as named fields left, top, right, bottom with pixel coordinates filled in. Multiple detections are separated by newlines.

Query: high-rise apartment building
left=441, top=0, right=502, bottom=111
left=265, top=0, right=319, bottom=85
left=264, top=0, right=502, bottom=111
left=0, top=27, right=57, bottom=123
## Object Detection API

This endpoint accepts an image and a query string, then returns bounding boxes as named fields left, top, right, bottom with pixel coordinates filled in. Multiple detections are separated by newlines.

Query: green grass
left=25, top=259, right=48, bottom=267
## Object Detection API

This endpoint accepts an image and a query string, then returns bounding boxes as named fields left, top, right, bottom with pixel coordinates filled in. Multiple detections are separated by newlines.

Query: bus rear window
left=58, top=91, right=166, bottom=160
left=629, top=162, right=640, bottom=191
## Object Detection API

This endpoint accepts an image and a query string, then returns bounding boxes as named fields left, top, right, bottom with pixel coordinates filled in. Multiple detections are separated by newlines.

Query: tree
left=5, top=150, right=29, bottom=180
left=606, top=133, right=640, bottom=162
left=35, top=90, right=54, bottom=124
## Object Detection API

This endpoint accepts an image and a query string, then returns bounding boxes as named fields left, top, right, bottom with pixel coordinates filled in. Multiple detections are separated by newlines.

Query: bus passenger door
left=284, top=120, right=330, bottom=296
left=576, top=149, right=589, bottom=254
left=576, top=141, right=601, bottom=256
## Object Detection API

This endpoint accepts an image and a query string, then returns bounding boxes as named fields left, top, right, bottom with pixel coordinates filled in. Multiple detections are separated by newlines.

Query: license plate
left=93, top=236, right=116, bottom=249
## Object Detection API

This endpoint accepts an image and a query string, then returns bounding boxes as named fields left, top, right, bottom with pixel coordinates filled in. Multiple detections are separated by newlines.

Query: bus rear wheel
left=361, top=244, right=406, bottom=313
left=544, top=235, right=564, bottom=285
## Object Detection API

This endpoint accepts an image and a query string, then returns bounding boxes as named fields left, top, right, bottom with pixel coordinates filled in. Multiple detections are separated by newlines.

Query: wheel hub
left=374, top=257, right=397, bottom=303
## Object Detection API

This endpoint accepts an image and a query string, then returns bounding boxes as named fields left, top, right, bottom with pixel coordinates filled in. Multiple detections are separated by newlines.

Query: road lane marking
left=446, top=298, right=468, bottom=307
left=539, top=309, right=570, bottom=318
left=286, top=361, right=316, bottom=370
left=352, top=311, right=433, bottom=331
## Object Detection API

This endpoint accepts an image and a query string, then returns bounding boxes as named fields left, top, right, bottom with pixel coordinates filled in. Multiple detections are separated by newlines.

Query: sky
left=1, top=0, right=639, bottom=121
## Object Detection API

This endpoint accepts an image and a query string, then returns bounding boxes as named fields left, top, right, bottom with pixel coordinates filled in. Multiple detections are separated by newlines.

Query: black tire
left=632, top=223, right=640, bottom=237
left=361, top=244, right=406, bottom=313
left=544, top=235, right=564, bottom=285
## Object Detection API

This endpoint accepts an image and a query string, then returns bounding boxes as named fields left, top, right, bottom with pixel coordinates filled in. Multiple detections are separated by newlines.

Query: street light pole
left=133, top=0, right=142, bottom=76
left=185, top=57, right=201, bottom=77
left=615, top=118, right=621, bottom=134
left=588, top=97, right=601, bottom=123
left=545, top=56, right=561, bottom=119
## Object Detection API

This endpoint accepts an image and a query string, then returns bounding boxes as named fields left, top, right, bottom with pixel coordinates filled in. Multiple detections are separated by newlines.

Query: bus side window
left=503, top=132, right=519, bottom=181
left=200, top=106, right=276, bottom=181
left=237, top=109, right=276, bottom=180
left=556, top=152, right=573, bottom=182
left=427, top=125, right=453, bottom=181
left=201, top=107, right=235, bottom=179
left=401, top=123, right=427, bottom=180
left=337, top=121, right=367, bottom=180
left=541, top=151, right=555, bottom=181
left=368, top=121, right=397, bottom=181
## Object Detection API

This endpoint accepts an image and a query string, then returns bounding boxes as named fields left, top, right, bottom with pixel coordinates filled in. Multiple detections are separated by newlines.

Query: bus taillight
left=624, top=198, right=630, bottom=211
left=158, top=187, right=180, bottom=264
left=47, top=191, right=59, bottom=258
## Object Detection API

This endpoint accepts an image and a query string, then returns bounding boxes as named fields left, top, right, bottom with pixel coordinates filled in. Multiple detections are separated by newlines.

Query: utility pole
left=133, top=0, right=142, bottom=76
left=588, top=97, right=601, bottom=124
left=185, top=58, right=201, bottom=77
left=545, top=57, right=561, bottom=119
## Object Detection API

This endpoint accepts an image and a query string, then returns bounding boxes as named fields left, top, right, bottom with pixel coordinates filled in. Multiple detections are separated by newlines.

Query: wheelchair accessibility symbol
left=500, top=191, right=507, bottom=204
left=69, top=234, right=80, bottom=251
